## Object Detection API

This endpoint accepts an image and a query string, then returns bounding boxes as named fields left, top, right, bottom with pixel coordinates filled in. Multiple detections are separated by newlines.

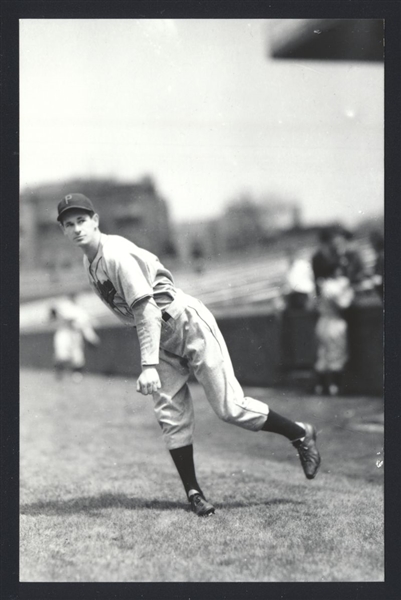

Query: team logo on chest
left=89, top=256, right=131, bottom=319
left=95, top=278, right=117, bottom=308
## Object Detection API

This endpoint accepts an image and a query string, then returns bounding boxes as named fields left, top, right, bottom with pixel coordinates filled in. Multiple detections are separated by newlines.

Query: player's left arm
left=77, top=315, right=100, bottom=346
left=81, top=325, right=101, bottom=347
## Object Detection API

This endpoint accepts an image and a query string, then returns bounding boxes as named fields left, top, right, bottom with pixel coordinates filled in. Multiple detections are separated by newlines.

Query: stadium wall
left=20, top=305, right=383, bottom=395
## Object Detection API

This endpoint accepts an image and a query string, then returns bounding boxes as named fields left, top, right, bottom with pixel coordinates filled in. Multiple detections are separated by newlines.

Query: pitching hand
left=136, top=366, right=161, bottom=396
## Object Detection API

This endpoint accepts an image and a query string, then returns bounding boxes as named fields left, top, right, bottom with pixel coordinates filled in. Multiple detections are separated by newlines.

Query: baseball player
left=57, top=193, right=321, bottom=517
left=313, top=276, right=354, bottom=396
left=49, top=296, right=100, bottom=382
left=312, top=226, right=365, bottom=395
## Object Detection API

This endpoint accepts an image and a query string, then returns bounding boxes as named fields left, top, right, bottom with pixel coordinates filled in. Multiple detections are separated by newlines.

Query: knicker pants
left=315, top=314, right=348, bottom=372
left=152, top=291, right=269, bottom=449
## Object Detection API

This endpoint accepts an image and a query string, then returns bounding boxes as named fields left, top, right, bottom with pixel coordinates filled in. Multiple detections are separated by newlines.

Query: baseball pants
left=315, top=314, right=348, bottom=372
left=54, top=327, right=85, bottom=369
left=152, top=290, right=269, bottom=449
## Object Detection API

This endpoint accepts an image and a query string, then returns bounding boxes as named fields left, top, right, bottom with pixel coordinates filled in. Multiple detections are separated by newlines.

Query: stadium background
left=20, top=19, right=384, bottom=396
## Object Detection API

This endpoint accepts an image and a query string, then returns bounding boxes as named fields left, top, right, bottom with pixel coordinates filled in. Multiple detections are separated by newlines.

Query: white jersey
left=318, top=276, right=354, bottom=316
left=83, top=234, right=176, bottom=326
left=54, top=323, right=85, bottom=367
left=284, top=258, right=315, bottom=295
left=51, top=299, right=99, bottom=367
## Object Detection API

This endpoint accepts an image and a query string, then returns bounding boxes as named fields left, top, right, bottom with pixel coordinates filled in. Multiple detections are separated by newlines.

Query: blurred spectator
left=311, top=227, right=340, bottom=284
left=49, top=294, right=100, bottom=382
left=282, top=249, right=315, bottom=310
left=311, top=226, right=360, bottom=396
left=369, top=229, right=384, bottom=300
left=330, top=227, right=366, bottom=287
left=191, top=241, right=206, bottom=275
left=312, top=225, right=365, bottom=288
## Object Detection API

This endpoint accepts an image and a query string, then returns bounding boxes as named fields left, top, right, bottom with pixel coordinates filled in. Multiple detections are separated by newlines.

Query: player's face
left=61, top=210, right=99, bottom=248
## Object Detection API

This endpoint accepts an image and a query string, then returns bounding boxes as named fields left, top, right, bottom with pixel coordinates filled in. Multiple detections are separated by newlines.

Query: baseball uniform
left=84, top=233, right=269, bottom=449
left=315, top=276, right=354, bottom=373
left=53, top=319, right=85, bottom=369
left=57, top=194, right=321, bottom=513
left=52, top=301, right=99, bottom=372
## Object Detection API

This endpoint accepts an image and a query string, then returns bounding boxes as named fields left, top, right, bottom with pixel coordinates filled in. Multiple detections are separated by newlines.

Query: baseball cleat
left=189, top=493, right=215, bottom=517
left=292, top=423, right=321, bottom=480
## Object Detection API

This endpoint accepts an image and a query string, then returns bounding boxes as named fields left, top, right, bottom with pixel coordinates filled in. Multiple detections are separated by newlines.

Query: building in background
left=220, top=196, right=301, bottom=253
left=174, top=196, right=302, bottom=266
left=20, top=176, right=174, bottom=273
left=174, top=219, right=223, bottom=267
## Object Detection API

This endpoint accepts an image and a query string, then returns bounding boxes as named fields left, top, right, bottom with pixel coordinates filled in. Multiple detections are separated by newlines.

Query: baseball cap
left=57, top=193, right=95, bottom=222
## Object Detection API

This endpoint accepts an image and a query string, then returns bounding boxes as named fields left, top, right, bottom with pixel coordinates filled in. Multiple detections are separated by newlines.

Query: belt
left=160, top=289, right=186, bottom=322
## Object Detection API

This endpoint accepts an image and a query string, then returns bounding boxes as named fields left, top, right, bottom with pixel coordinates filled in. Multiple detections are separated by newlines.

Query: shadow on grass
left=20, top=494, right=303, bottom=516
left=214, top=498, right=305, bottom=510
left=20, top=494, right=186, bottom=516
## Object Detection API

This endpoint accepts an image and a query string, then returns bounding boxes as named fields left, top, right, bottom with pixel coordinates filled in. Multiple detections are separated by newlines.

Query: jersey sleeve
left=131, top=297, right=162, bottom=365
left=107, top=247, right=154, bottom=307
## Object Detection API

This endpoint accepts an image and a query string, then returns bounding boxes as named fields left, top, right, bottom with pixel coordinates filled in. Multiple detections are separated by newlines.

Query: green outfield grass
left=20, top=368, right=384, bottom=582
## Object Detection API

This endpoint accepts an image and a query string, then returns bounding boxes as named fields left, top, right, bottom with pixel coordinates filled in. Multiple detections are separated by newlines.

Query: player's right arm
left=132, top=297, right=163, bottom=395
left=92, top=241, right=163, bottom=395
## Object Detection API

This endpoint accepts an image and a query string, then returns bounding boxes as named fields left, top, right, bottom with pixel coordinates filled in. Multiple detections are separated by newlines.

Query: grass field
left=20, top=368, right=384, bottom=582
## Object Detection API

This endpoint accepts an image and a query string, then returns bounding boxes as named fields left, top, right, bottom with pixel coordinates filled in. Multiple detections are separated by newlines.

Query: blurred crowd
left=282, top=225, right=383, bottom=396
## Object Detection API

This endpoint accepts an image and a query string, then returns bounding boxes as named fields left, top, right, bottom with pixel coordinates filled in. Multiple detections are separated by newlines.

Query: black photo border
left=1, top=1, right=400, bottom=599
